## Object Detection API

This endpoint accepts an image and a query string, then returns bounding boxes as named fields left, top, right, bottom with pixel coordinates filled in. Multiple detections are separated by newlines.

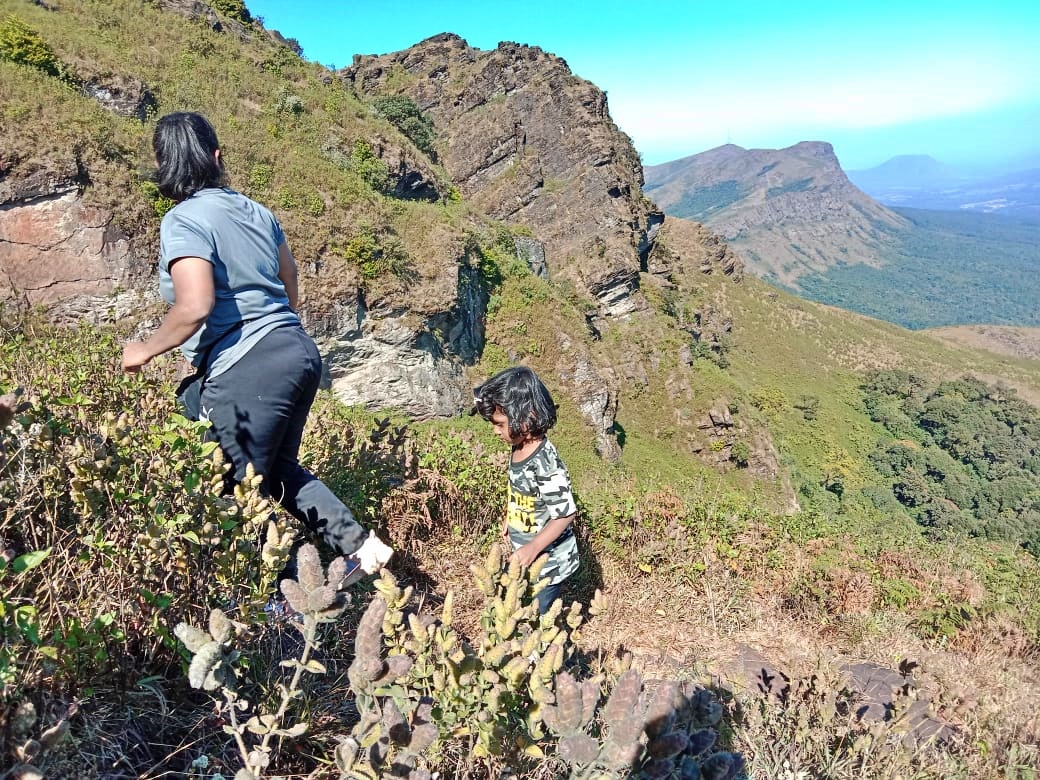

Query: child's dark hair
left=153, top=111, right=228, bottom=202
left=472, top=366, right=557, bottom=439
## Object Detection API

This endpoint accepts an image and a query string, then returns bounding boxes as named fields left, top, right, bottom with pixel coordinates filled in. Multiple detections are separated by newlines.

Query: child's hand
left=510, top=543, right=542, bottom=568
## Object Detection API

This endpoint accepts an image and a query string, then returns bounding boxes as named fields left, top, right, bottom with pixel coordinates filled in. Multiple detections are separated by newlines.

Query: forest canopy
left=863, top=370, right=1040, bottom=554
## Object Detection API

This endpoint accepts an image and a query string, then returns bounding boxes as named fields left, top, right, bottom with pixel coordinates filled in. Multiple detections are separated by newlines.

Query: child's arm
left=511, top=512, right=576, bottom=567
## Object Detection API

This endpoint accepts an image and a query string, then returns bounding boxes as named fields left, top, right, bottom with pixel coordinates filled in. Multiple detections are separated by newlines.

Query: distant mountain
left=646, top=146, right=1040, bottom=329
left=644, top=142, right=908, bottom=286
left=847, top=155, right=964, bottom=192
left=850, top=156, right=1040, bottom=218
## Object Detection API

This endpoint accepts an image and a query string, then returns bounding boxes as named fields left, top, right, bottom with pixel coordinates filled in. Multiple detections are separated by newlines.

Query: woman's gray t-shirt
left=158, top=187, right=299, bottom=377
left=506, top=438, right=579, bottom=585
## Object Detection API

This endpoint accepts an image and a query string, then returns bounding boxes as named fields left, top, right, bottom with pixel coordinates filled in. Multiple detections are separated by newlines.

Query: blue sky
left=247, top=0, right=1040, bottom=171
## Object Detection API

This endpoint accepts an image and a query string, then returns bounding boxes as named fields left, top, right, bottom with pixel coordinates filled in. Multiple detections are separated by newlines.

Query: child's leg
left=535, top=581, right=562, bottom=615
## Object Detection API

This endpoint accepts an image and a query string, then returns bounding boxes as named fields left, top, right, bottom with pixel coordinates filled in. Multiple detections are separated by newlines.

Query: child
left=472, top=366, right=579, bottom=614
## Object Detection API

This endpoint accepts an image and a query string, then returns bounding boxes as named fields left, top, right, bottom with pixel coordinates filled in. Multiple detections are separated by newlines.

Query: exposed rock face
left=156, top=0, right=225, bottom=31
left=321, top=134, right=445, bottom=202
left=648, top=216, right=744, bottom=282
left=840, top=662, right=956, bottom=747
left=81, top=74, right=156, bottom=121
left=303, top=226, right=480, bottom=421
left=315, top=301, right=467, bottom=420
left=343, top=34, right=657, bottom=316
left=555, top=332, right=621, bottom=461
left=0, top=170, right=139, bottom=317
left=644, top=142, right=907, bottom=286
left=718, top=648, right=956, bottom=748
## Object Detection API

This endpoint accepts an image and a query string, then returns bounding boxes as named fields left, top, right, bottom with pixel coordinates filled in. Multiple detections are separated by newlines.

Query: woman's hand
left=121, top=341, right=154, bottom=373
left=121, top=256, right=214, bottom=374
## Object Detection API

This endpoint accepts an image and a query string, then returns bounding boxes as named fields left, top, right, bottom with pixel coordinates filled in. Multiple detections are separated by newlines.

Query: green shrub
left=732, top=440, right=751, bottom=467
left=209, top=0, right=252, bottom=23
left=0, top=15, right=71, bottom=81
left=371, top=95, right=436, bottom=158
left=304, top=191, right=325, bottom=216
left=248, top=163, right=274, bottom=191
left=333, top=224, right=411, bottom=282
left=0, top=323, right=293, bottom=696
left=140, top=180, right=175, bottom=219
left=349, top=139, right=390, bottom=192
left=880, top=578, right=921, bottom=609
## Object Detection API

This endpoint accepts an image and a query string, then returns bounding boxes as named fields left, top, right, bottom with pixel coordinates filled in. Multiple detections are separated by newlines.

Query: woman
left=122, top=111, right=390, bottom=575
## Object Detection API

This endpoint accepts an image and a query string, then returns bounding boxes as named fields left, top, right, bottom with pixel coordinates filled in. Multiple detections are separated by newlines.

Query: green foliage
left=0, top=322, right=293, bottom=696
left=302, top=404, right=410, bottom=525
left=304, top=191, right=325, bottom=216
left=248, top=163, right=275, bottom=191
left=339, top=555, right=738, bottom=778
left=371, top=95, right=436, bottom=158
left=349, top=139, right=391, bottom=192
left=863, top=371, right=1040, bottom=551
left=274, top=89, right=304, bottom=117
left=209, top=0, right=252, bottom=24
left=348, top=552, right=575, bottom=763
left=0, top=548, right=52, bottom=689
left=879, top=578, right=922, bottom=609
left=797, top=208, right=1040, bottom=329
left=140, top=180, right=175, bottom=219
left=333, top=224, right=412, bottom=282
left=0, top=15, right=69, bottom=81
left=176, top=544, right=351, bottom=779
left=731, top=440, right=750, bottom=468
left=794, top=395, right=820, bottom=421
left=914, top=602, right=978, bottom=642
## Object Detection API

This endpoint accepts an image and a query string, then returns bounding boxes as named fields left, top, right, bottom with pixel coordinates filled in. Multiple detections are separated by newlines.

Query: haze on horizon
left=247, top=0, right=1040, bottom=172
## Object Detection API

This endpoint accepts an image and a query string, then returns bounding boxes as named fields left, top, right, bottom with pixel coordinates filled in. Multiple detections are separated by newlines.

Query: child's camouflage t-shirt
left=506, top=438, right=579, bottom=585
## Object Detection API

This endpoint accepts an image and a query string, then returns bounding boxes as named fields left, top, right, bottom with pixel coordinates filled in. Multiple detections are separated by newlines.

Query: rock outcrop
left=0, top=167, right=143, bottom=321
left=555, top=332, right=621, bottom=462
left=314, top=300, right=467, bottom=420
left=81, top=73, right=156, bottom=121
left=647, top=216, right=744, bottom=283
left=343, top=34, right=659, bottom=317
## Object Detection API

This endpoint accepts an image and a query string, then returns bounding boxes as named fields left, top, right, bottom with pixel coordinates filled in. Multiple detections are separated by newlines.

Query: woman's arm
left=277, top=241, right=299, bottom=310
left=122, top=256, right=214, bottom=372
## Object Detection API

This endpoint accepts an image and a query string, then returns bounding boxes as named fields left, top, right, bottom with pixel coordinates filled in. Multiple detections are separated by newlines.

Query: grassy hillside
left=2, top=2, right=1040, bottom=778
left=926, top=325, right=1040, bottom=367
left=0, top=0, right=474, bottom=316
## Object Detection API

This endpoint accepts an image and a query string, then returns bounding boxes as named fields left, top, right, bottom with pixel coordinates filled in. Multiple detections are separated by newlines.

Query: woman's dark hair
left=153, top=112, right=227, bottom=202
left=472, top=366, right=557, bottom=439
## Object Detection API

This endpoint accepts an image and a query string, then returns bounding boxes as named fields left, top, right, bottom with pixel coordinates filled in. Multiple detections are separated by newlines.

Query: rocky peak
left=343, top=36, right=659, bottom=318
left=644, top=141, right=909, bottom=286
